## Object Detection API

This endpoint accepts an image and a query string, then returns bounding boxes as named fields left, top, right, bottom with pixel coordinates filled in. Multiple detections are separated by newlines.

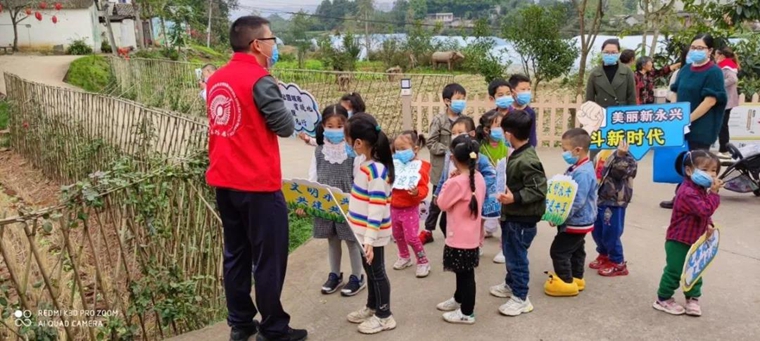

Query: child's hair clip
left=376, top=125, right=381, bottom=132
left=469, top=152, right=477, bottom=159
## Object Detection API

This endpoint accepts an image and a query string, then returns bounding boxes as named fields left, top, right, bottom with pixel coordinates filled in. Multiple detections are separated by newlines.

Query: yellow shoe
left=543, top=273, right=579, bottom=297
left=574, top=278, right=585, bottom=291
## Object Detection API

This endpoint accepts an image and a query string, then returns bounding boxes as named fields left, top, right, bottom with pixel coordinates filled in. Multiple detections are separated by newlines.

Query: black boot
left=659, top=200, right=674, bottom=209
left=230, top=321, right=260, bottom=341
left=256, top=328, right=308, bottom=341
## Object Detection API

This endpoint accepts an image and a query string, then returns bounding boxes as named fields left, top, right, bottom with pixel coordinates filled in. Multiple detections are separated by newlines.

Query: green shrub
left=279, top=52, right=296, bottom=62
left=160, top=48, right=180, bottom=61
left=101, top=40, right=112, bottom=54
left=67, top=38, right=93, bottom=55
left=65, top=55, right=114, bottom=92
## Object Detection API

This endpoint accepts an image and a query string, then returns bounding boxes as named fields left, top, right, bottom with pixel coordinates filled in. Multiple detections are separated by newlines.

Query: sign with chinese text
left=682, top=227, right=720, bottom=291
left=589, top=102, right=691, bottom=161
left=392, top=160, right=423, bottom=190
left=278, top=82, right=321, bottom=137
left=282, top=179, right=349, bottom=223
left=724, top=105, right=760, bottom=147
left=542, top=174, right=578, bottom=226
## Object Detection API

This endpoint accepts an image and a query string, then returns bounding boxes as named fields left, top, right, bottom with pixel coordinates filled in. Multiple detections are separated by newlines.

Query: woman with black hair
left=659, top=33, right=728, bottom=209
left=341, top=92, right=367, bottom=117
left=585, top=39, right=637, bottom=109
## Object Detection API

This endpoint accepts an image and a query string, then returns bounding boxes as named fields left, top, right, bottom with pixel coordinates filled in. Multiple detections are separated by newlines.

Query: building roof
left=61, top=0, right=96, bottom=9
left=113, top=3, right=134, bottom=16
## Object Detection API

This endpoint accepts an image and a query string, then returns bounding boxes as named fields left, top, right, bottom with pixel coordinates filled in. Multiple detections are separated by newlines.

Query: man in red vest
left=205, top=16, right=306, bottom=341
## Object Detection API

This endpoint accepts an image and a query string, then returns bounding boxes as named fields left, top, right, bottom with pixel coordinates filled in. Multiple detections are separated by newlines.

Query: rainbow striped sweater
left=348, top=161, right=392, bottom=247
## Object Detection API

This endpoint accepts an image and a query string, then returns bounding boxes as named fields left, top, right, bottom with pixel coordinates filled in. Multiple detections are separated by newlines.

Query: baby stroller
left=719, top=143, right=760, bottom=196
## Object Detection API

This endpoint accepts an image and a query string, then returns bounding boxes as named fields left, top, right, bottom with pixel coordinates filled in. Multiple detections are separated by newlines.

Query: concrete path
left=0, top=55, right=81, bottom=94
left=171, top=137, right=760, bottom=341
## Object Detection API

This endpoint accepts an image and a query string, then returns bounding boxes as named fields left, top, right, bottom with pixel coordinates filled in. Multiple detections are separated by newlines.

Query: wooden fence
left=1, top=73, right=222, bottom=340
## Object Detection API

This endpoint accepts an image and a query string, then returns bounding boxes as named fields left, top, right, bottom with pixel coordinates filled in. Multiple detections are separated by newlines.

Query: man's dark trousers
left=216, top=188, right=291, bottom=338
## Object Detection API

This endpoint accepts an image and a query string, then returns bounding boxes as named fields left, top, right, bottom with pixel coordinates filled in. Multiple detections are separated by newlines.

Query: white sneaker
left=442, top=309, right=475, bottom=324
left=358, top=315, right=397, bottom=334
left=393, top=257, right=413, bottom=270
left=499, top=296, right=534, bottom=316
left=479, top=248, right=484, bottom=257
left=436, top=297, right=460, bottom=311
left=489, top=282, right=512, bottom=298
left=493, top=252, right=505, bottom=264
left=717, top=152, right=732, bottom=160
left=416, top=263, right=431, bottom=278
left=347, top=306, right=376, bottom=324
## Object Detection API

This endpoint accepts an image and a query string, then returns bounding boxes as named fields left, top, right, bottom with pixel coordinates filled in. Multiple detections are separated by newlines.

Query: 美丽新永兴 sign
left=589, top=102, right=691, bottom=161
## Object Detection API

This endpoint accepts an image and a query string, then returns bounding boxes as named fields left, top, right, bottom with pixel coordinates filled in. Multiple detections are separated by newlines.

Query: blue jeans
left=592, top=206, right=626, bottom=264
left=501, top=221, right=538, bottom=300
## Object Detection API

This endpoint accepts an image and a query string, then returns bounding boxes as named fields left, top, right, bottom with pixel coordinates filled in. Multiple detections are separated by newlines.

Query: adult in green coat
left=585, top=38, right=637, bottom=160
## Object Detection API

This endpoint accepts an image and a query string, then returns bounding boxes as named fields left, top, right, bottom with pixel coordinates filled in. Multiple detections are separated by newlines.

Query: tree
left=504, top=5, right=578, bottom=92
left=409, top=0, right=427, bottom=20
left=357, top=0, right=374, bottom=59
left=570, top=0, right=605, bottom=98
left=291, top=11, right=313, bottom=68
left=638, top=0, right=677, bottom=58
left=1, top=0, right=33, bottom=52
left=461, top=18, right=509, bottom=84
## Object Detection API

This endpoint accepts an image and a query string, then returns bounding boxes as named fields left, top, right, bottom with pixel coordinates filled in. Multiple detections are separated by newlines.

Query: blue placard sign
left=589, top=102, right=691, bottom=160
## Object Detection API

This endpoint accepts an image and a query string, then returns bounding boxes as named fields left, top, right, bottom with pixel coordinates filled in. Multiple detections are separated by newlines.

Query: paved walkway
left=0, top=55, right=81, bottom=94
left=171, top=138, right=760, bottom=341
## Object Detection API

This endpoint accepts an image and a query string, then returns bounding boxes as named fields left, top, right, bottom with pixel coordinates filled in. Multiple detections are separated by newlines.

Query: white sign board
left=278, top=82, right=321, bottom=138
left=392, top=160, right=423, bottom=190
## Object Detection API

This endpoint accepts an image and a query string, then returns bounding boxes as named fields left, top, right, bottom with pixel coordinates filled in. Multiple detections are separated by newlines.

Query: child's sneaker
left=436, top=297, right=460, bottom=311
left=499, top=296, right=533, bottom=316
left=598, top=262, right=629, bottom=277
left=341, top=274, right=366, bottom=297
left=347, top=307, right=376, bottom=324
left=485, top=231, right=494, bottom=238
left=685, top=298, right=701, bottom=317
left=652, top=298, right=686, bottom=315
left=574, top=278, right=586, bottom=291
left=478, top=248, right=484, bottom=257
left=543, top=273, right=579, bottom=297
left=589, top=255, right=610, bottom=269
left=416, top=263, right=431, bottom=278
left=489, top=282, right=512, bottom=298
left=321, top=272, right=343, bottom=294
left=419, top=230, right=434, bottom=244
left=493, top=251, right=505, bottom=264
left=357, top=315, right=396, bottom=334
left=393, top=258, right=413, bottom=270
left=442, top=309, right=475, bottom=324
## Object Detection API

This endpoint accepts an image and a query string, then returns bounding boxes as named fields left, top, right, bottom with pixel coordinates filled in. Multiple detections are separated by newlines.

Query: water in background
left=307, top=34, right=744, bottom=71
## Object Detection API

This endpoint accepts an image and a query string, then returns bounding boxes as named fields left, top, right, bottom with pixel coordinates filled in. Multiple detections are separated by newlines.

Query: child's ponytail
left=374, top=129, right=395, bottom=183
left=476, top=110, right=499, bottom=143
left=451, top=135, right=480, bottom=218
left=346, top=113, right=395, bottom=183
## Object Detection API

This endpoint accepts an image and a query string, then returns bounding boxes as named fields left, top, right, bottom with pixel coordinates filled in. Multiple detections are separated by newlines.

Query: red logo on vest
left=208, top=82, right=242, bottom=137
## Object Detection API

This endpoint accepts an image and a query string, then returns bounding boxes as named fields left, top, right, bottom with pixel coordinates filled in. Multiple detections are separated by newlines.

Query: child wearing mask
left=475, top=110, right=509, bottom=263
left=508, top=74, right=538, bottom=147
left=653, top=150, right=721, bottom=317
left=391, top=131, right=432, bottom=278
left=421, top=83, right=468, bottom=245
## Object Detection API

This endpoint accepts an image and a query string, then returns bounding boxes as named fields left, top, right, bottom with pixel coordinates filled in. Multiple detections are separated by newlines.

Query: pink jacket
left=437, top=171, right=486, bottom=249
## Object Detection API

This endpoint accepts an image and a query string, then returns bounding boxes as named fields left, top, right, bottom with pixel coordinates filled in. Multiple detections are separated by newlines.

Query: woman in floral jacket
left=635, top=57, right=681, bottom=104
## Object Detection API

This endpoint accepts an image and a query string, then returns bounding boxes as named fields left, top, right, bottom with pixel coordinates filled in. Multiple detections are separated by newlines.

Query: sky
left=233, top=0, right=396, bottom=19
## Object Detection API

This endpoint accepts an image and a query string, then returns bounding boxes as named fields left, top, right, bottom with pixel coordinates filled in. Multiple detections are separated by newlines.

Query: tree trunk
left=649, top=24, right=660, bottom=58
left=364, top=13, right=371, bottom=60
left=134, top=2, right=145, bottom=49
left=160, top=17, right=168, bottom=47
left=103, top=3, right=119, bottom=55
left=12, top=18, right=19, bottom=52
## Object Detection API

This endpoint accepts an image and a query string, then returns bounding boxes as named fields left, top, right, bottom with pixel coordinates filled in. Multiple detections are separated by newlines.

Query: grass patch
left=288, top=211, right=313, bottom=252
left=65, top=55, right=115, bottom=92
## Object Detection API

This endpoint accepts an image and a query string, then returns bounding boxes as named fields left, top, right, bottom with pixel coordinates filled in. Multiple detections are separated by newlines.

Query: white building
left=0, top=0, right=138, bottom=52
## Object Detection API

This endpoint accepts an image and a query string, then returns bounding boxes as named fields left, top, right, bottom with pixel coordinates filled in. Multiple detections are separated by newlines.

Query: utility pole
left=206, top=0, right=212, bottom=47
left=134, top=1, right=145, bottom=49
left=103, top=2, right=119, bottom=55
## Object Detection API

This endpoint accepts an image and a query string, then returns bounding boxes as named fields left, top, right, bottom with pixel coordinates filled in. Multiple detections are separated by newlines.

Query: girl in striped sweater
left=343, top=113, right=397, bottom=335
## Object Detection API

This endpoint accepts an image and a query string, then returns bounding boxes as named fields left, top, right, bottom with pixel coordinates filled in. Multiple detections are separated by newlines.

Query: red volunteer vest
left=205, top=53, right=282, bottom=192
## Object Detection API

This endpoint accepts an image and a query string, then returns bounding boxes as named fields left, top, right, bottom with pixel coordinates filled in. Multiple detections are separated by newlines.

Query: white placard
left=278, top=82, right=321, bottom=138
left=392, top=160, right=422, bottom=190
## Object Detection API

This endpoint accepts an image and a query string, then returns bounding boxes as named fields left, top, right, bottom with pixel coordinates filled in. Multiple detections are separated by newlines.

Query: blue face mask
left=266, top=43, right=279, bottom=68
left=603, top=53, right=620, bottom=66
left=323, top=128, right=344, bottom=144
left=347, top=110, right=354, bottom=117
left=516, top=92, right=532, bottom=106
left=393, top=149, right=416, bottom=164
left=450, top=100, right=466, bottom=114
left=563, top=151, right=579, bottom=165
left=495, top=96, right=514, bottom=109
left=490, top=127, right=505, bottom=143
left=687, top=50, right=707, bottom=64
left=690, top=169, right=714, bottom=188
left=345, top=142, right=356, bottom=158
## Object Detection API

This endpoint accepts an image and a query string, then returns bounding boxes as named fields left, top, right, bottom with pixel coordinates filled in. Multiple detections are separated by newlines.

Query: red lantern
left=54, top=2, right=62, bottom=11
left=39, top=2, right=48, bottom=9
left=51, top=15, right=58, bottom=24
left=35, top=11, right=42, bottom=21
left=26, top=8, right=32, bottom=15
